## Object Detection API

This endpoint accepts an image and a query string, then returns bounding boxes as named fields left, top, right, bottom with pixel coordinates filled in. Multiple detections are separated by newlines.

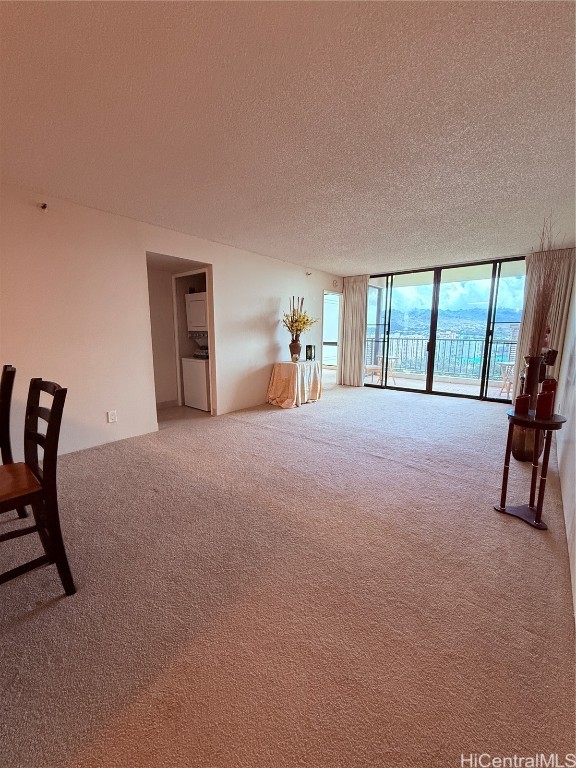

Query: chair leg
left=52, top=538, right=76, bottom=596
left=31, top=500, right=76, bottom=596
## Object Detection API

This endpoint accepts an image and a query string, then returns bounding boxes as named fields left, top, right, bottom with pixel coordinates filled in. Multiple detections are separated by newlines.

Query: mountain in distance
left=437, top=307, right=522, bottom=324
left=382, top=307, right=522, bottom=339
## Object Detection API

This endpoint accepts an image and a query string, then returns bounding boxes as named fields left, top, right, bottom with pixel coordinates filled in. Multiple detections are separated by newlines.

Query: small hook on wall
left=39, top=203, right=48, bottom=210
left=306, top=271, right=312, bottom=276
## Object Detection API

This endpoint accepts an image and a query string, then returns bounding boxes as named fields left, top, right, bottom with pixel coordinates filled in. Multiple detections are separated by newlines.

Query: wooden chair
left=0, top=364, right=27, bottom=519
left=0, top=378, right=75, bottom=595
left=498, top=362, right=515, bottom=397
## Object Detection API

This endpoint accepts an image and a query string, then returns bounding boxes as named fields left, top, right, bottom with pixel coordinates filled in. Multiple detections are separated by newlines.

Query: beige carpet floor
left=1, top=386, right=574, bottom=768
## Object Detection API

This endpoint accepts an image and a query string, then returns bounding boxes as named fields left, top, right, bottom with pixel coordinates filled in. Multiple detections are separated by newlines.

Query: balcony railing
left=365, top=336, right=517, bottom=380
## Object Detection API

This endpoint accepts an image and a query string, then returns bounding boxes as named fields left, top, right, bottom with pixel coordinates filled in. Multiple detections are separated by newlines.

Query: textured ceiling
left=1, top=2, right=574, bottom=276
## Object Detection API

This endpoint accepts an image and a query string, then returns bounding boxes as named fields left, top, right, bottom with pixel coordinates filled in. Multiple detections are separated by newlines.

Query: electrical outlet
left=107, top=410, right=118, bottom=424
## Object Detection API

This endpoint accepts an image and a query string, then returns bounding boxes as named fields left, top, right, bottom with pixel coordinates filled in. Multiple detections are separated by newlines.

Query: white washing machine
left=181, top=357, right=210, bottom=411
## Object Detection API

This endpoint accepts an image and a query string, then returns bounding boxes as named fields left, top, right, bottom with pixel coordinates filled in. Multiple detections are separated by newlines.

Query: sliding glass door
left=365, top=258, right=525, bottom=401
left=484, top=259, right=525, bottom=398
left=432, top=263, right=493, bottom=397
left=366, top=271, right=434, bottom=391
left=388, top=271, right=435, bottom=391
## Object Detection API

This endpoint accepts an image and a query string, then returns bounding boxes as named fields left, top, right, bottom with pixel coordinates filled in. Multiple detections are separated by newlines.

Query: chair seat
left=0, top=462, right=41, bottom=504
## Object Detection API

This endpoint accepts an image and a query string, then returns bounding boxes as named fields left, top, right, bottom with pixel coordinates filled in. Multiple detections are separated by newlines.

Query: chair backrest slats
left=0, top=365, right=16, bottom=465
left=29, top=432, right=46, bottom=449
left=38, top=381, right=60, bottom=396
left=29, top=405, right=51, bottom=423
left=24, top=378, right=67, bottom=490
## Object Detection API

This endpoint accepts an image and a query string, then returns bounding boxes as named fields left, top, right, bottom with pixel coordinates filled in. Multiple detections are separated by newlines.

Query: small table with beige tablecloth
left=266, top=361, right=322, bottom=409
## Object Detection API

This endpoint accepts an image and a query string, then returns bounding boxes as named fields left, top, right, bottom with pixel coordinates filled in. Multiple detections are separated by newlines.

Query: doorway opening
left=365, top=257, right=525, bottom=400
left=146, top=252, right=214, bottom=424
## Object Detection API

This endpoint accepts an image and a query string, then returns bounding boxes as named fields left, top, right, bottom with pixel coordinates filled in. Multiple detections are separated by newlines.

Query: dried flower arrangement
left=282, top=296, right=318, bottom=342
left=527, top=215, right=558, bottom=356
left=527, top=266, right=555, bottom=356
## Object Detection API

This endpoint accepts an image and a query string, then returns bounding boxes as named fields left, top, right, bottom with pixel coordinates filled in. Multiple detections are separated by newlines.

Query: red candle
left=514, top=394, right=530, bottom=415
left=536, top=391, right=554, bottom=420
left=541, top=378, right=557, bottom=411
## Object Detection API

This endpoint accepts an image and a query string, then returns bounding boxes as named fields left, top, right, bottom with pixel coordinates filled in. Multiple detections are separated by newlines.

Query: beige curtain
left=513, top=247, right=575, bottom=398
left=339, top=275, right=369, bottom=386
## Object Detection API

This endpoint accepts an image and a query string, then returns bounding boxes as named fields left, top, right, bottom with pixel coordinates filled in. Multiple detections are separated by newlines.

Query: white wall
left=1, top=187, right=159, bottom=454
left=131, top=221, right=340, bottom=416
left=0, top=184, right=340, bottom=454
left=556, top=271, right=576, bottom=620
left=147, top=268, right=178, bottom=405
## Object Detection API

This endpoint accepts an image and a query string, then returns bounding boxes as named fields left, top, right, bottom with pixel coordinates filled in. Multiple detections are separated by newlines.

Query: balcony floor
left=322, top=367, right=512, bottom=400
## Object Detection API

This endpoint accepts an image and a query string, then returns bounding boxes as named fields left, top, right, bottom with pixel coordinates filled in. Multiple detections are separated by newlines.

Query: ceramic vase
left=523, top=354, right=543, bottom=409
left=289, top=339, right=302, bottom=362
left=512, top=354, right=544, bottom=462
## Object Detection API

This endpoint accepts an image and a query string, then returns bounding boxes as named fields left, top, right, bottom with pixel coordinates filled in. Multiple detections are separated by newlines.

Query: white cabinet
left=185, top=292, right=207, bottom=330
left=182, top=357, right=210, bottom=411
